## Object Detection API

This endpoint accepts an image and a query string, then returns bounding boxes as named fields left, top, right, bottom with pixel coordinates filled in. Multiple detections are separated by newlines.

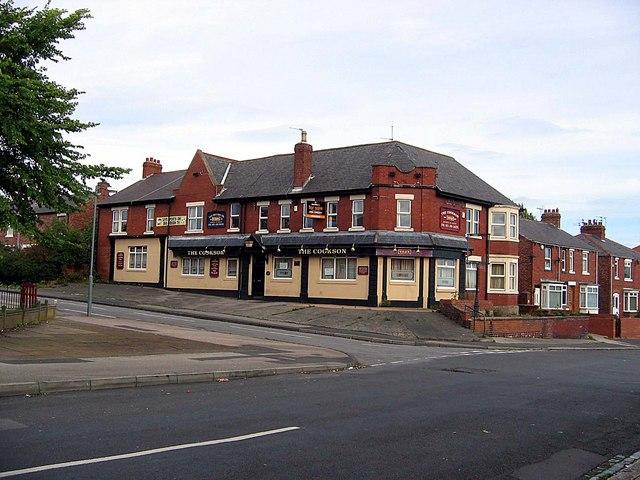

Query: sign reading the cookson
left=186, top=249, right=225, bottom=256
left=298, top=247, right=350, bottom=255
left=116, top=252, right=125, bottom=270
left=207, top=211, right=225, bottom=228
left=305, top=202, right=325, bottom=219
left=156, top=216, right=187, bottom=227
left=440, top=207, right=461, bottom=232
left=209, top=258, right=219, bottom=278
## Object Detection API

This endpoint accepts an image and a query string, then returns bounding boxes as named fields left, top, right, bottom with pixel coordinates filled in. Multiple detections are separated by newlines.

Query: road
left=0, top=301, right=638, bottom=479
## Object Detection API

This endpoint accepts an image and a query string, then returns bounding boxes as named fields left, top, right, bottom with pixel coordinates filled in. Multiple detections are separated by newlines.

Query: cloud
left=436, top=143, right=504, bottom=159
left=482, top=117, right=588, bottom=137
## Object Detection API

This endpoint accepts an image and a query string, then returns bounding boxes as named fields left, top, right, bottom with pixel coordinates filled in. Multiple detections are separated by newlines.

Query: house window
left=396, top=200, right=412, bottom=229
left=5, top=226, right=13, bottom=238
left=509, top=213, right=518, bottom=239
left=582, top=251, right=589, bottom=274
left=258, top=205, right=269, bottom=232
left=580, top=285, right=598, bottom=311
left=561, top=249, right=566, bottom=272
left=227, top=258, right=238, bottom=278
left=624, top=259, right=632, bottom=281
left=390, top=258, right=415, bottom=281
left=230, top=203, right=240, bottom=229
left=544, top=246, right=552, bottom=271
left=274, top=257, right=293, bottom=278
left=569, top=250, right=575, bottom=273
left=112, top=208, right=128, bottom=233
left=491, top=212, right=506, bottom=238
left=351, top=199, right=364, bottom=228
left=303, top=202, right=314, bottom=229
left=128, top=246, right=147, bottom=270
left=436, top=259, right=455, bottom=288
left=466, top=208, right=480, bottom=236
left=509, top=262, right=517, bottom=290
left=182, top=257, right=204, bottom=276
left=187, top=204, right=204, bottom=231
left=541, top=283, right=567, bottom=310
left=614, top=258, right=620, bottom=278
left=145, top=206, right=154, bottom=232
left=326, top=202, right=338, bottom=229
left=466, top=261, right=478, bottom=290
left=489, top=263, right=506, bottom=290
left=624, top=291, right=639, bottom=312
left=322, top=257, right=357, bottom=280
left=280, top=204, right=290, bottom=230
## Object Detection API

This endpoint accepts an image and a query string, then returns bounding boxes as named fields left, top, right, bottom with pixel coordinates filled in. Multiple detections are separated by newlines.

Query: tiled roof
left=576, top=233, right=640, bottom=261
left=200, top=152, right=236, bottom=184
left=100, top=170, right=186, bottom=206
left=520, top=218, right=594, bottom=250
left=217, top=141, right=515, bottom=206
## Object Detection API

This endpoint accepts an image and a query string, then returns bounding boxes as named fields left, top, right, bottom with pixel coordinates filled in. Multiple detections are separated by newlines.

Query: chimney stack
left=580, top=218, right=606, bottom=240
left=293, top=130, right=312, bottom=189
left=540, top=208, right=561, bottom=228
left=95, top=179, right=111, bottom=200
left=142, top=157, right=162, bottom=179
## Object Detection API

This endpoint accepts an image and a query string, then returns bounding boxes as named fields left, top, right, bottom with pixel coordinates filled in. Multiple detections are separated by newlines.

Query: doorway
left=252, top=255, right=266, bottom=297
left=612, top=293, right=620, bottom=317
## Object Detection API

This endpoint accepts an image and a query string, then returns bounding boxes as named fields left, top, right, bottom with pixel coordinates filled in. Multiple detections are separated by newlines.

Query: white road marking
left=370, top=363, right=386, bottom=367
left=390, top=360, right=404, bottom=364
left=0, top=426, right=300, bottom=478
left=230, top=325, right=312, bottom=339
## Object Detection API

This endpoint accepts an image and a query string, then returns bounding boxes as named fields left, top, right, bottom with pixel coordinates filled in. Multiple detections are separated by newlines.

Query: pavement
left=0, top=313, right=355, bottom=397
left=36, top=282, right=638, bottom=350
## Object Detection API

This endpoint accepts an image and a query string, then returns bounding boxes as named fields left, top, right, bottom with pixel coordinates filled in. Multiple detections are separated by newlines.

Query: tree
left=0, top=1, right=128, bottom=235
left=518, top=203, right=536, bottom=220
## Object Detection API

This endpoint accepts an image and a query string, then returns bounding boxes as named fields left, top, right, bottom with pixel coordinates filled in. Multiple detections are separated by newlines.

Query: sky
left=27, top=0, right=640, bottom=246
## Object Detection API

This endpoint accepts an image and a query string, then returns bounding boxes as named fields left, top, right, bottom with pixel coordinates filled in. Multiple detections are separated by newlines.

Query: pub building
left=97, top=133, right=520, bottom=311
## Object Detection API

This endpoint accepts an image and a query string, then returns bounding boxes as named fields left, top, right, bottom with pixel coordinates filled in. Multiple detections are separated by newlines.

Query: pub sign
left=207, top=211, right=225, bottom=228
left=116, top=252, right=125, bottom=270
left=305, top=201, right=325, bottom=219
left=209, top=258, right=220, bottom=278
left=440, top=207, right=461, bottom=232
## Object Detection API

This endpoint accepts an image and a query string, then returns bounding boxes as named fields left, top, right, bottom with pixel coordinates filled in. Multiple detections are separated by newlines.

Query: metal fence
left=0, top=283, right=39, bottom=310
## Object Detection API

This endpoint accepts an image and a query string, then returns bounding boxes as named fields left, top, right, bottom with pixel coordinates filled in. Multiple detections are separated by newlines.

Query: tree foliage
left=518, top=203, right=536, bottom=221
left=0, top=1, right=128, bottom=235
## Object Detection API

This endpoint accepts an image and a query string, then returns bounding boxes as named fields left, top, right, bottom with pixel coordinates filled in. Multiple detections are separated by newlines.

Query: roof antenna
left=289, top=127, right=307, bottom=143
left=381, top=124, right=394, bottom=141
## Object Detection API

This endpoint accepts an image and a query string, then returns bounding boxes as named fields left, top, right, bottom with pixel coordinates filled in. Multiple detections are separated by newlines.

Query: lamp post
left=465, top=233, right=481, bottom=330
left=86, top=194, right=97, bottom=316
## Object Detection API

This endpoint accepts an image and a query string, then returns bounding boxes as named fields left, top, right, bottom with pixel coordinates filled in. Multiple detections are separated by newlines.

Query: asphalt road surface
left=1, top=322, right=639, bottom=479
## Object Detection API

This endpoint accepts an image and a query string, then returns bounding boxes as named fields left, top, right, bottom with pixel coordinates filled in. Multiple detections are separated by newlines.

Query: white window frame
left=5, top=226, right=13, bottom=238
left=279, top=203, right=290, bottom=232
left=624, top=259, right=632, bottom=281
left=229, top=202, right=241, bottom=231
left=350, top=198, right=364, bottom=230
left=145, top=205, right=155, bottom=233
left=490, top=212, right=506, bottom=239
left=321, top=257, right=357, bottom=281
left=182, top=257, right=205, bottom=276
left=257, top=203, right=269, bottom=233
left=396, top=199, right=412, bottom=230
left=302, top=201, right=315, bottom=230
left=509, top=262, right=517, bottom=291
left=465, top=261, right=478, bottom=290
left=580, top=285, right=599, bottom=313
left=186, top=202, right=204, bottom=232
left=623, top=290, right=638, bottom=312
left=466, top=208, right=480, bottom=236
left=226, top=258, right=238, bottom=279
left=544, top=246, right=552, bottom=271
left=111, top=208, right=128, bottom=234
left=561, top=249, right=566, bottom=272
left=541, top=283, right=567, bottom=310
left=326, top=201, right=338, bottom=230
left=569, top=249, right=575, bottom=273
left=509, top=212, right=518, bottom=239
left=582, top=251, right=589, bottom=274
left=273, top=257, right=293, bottom=279
left=489, top=263, right=506, bottom=290
left=390, top=258, right=415, bottom=282
left=614, top=258, right=620, bottom=279
left=128, top=246, right=147, bottom=270
left=436, top=259, right=456, bottom=289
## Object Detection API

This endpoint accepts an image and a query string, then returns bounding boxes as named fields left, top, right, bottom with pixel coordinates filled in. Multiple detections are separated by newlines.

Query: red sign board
left=440, top=207, right=461, bottom=232
left=209, top=258, right=219, bottom=278
left=357, top=266, right=369, bottom=276
left=116, top=252, right=125, bottom=270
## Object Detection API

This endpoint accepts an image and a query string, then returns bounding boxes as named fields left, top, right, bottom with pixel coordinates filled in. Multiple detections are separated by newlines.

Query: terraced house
left=96, top=135, right=520, bottom=311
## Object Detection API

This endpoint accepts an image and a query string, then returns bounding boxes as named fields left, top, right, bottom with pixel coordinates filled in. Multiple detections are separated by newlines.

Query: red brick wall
left=473, top=314, right=615, bottom=339
left=620, top=317, right=640, bottom=338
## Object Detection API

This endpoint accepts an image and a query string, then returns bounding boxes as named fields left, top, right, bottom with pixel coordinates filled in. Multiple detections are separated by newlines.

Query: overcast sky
left=30, top=0, right=640, bottom=246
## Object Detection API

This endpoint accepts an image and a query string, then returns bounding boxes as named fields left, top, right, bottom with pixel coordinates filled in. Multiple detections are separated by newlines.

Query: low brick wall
left=620, top=317, right=640, bottom=339
left=439, top=299, right=494, bottom=329
left=1, top=303, right=57, bottom=331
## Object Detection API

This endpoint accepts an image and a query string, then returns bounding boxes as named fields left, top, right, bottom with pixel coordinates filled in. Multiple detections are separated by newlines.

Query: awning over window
left=168, top=234, right=251, bottom=249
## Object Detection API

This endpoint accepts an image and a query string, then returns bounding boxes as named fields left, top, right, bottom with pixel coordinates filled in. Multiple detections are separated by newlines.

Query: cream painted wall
left=307, top=256, right=368, bottom=300
left=264, top=254, right=301, bottom=297
left=165, top=249, right=239, bottom=291
left=113, top=238, right=161, bottom=284
left=386, top=257, right=420, bottom=302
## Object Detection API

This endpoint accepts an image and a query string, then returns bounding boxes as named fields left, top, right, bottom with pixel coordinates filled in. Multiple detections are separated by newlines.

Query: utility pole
left=86, top=194, right=98, bottom=316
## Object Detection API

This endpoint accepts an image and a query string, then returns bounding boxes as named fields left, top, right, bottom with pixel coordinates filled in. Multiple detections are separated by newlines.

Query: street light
left=86, top=193, right=97, bottom=316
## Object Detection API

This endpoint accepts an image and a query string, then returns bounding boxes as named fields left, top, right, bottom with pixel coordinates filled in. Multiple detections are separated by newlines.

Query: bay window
left=509, top=213, right=518, bottom=238
left=580, top=285, right=598, bottom=312
left=491, top=212, right=506, bottom=238
left=509, top=262, right=517, bottom=291
left=489, top=263, right=505, bottom=290
left=541, top=283, right=567, bottom=310
left=466, top=261, right=478, bottom=290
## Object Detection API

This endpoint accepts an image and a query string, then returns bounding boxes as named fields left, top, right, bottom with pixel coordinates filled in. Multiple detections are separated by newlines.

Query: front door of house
left=252, top=255, right=266, bottom=297
left=612, top=293, right=620, bottom=317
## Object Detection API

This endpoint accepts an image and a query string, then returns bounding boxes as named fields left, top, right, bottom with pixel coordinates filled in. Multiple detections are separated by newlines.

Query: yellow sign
left=155, top=216, right=186, bottom=227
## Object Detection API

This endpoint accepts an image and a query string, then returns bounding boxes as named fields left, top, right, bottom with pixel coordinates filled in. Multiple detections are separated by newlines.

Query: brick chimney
left=95, top=179, right=111, bottom=200
left=580, top=219, right=606, bottom=240
left=293, top=130, right=312, bottom=189
left=142, top=157, right=162, bottom=179
left=540, top=208, right=561, bottom=228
